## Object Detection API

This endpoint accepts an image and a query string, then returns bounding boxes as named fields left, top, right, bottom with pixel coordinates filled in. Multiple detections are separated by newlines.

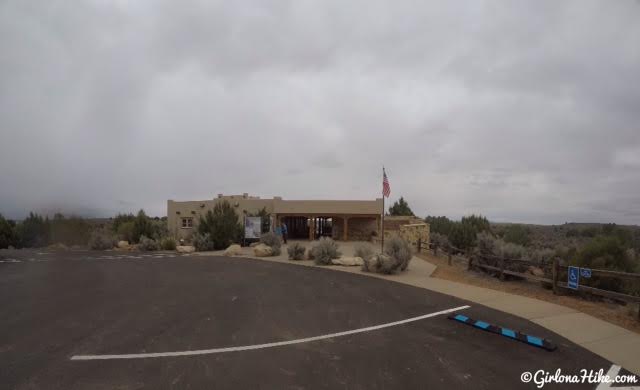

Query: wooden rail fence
left=416, top=239, right=640, bottom=321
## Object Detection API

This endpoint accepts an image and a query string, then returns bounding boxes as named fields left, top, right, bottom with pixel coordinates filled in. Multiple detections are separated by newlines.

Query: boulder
left=224, top=244, right=243, bottom=256
left=8, top=245, right=15, bottom=250
left=253, top=243, right=273, bottom=257
left=117, top=241, right=130, bottom=249
left=47, top=243, right=69, bottom=251
left=177, top=245, right=196, bottom=253
left=331, top=256, right=364, bottom=266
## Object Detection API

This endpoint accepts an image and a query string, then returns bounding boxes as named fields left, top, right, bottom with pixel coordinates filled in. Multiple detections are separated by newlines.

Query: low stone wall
left=399, top=223, right=430, bottom=248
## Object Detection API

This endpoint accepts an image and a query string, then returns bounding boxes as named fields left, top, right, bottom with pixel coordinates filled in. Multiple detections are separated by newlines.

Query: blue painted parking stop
left=448, top=313, right=557, bottom=351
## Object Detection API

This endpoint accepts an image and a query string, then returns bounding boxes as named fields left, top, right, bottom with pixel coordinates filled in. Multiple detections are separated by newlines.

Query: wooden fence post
left=499, top=258, right=505, bottom=281
left=552, top=258, right=559, bottom=295
left=417, top=238, right=422, bottom=253
left=447, top=251, right=452, bottom=266
left=467, top=255, right=473, bottom=271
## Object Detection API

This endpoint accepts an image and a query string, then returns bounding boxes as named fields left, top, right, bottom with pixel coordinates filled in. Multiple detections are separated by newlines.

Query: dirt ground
left=418, top=252, right=640, bottom=335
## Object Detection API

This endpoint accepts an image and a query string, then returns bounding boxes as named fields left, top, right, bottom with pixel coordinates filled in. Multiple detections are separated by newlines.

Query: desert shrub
left=574, top=236, right=634, bottom=292
left=354, top=243, right=374, bottom=261
left=15, top=212, right=50, bottom=248
left=449, top=221, right=478, bottom=250
left=362, top=253, right=400, bottom=274
left=192, top=232, right=215, bottom=251
left=502, top=224, right=531, bottom=246
left=260, top=232, right=282, bottom=256
left=131, top=210, right=156, bottom=243
left=528, top=248, right=555, bottom=267
left=287, top=242, right=305, bottom=260
left=88, top=229, right=115, bottom=250
left=430, top=232, right=450, bottom=250
left=384, top=235, right=413, bottom=271
left=476, top=231, right=497, bottom=256
left=112, top=213, right=135, bottom=233
left=310, top=237, right=341, bottom=265
left=0, top=214, right=17, bottom=249
left=49, top=213, right=90, bottom=246
left=197, top=201, right=243, bottom=250
left=461, top=214, right=491, bottom=234
left=160, top=237, right=177, bottom=251
left=138, top=235, right=159, bottom=251
left=117, top=221, right=135, bottom=243
left=474, top=232, right=528, bottom=276
left=425, top=216, right=455, bottom=236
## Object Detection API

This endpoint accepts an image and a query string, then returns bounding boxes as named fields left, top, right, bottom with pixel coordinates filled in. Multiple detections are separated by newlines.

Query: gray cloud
left=1, top=0, right=639, bottom=224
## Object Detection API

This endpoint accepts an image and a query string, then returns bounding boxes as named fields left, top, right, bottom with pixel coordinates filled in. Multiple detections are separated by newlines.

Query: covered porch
left=276, top=214, right=380, bottom=241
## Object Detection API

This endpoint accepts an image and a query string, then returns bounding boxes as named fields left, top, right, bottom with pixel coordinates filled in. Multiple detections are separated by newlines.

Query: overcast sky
left=1, top=1, right=639, bottom=224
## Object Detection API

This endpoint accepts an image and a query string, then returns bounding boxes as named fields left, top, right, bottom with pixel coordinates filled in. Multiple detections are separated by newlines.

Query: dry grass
left=418, top=251, right=640, bottom=334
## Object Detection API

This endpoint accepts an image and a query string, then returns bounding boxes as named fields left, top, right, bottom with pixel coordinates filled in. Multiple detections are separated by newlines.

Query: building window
left=181, top=217, right=193, bottom=228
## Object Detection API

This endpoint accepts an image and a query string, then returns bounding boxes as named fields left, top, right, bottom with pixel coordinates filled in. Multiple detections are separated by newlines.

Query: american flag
left=382, top=168, right=391, bottom=198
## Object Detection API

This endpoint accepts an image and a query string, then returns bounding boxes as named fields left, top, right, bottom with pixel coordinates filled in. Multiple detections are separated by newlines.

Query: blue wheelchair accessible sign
left=580, top=268, right=592, bottom=278
left=568, top=266, right=580, bottom=290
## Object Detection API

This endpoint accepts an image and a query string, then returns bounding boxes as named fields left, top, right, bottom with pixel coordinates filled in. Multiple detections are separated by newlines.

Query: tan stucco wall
left=167, top=194, right=383, bottom=242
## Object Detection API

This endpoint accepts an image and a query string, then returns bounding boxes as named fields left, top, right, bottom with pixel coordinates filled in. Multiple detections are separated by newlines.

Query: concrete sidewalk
left=199, top=241, right=640, bottom=375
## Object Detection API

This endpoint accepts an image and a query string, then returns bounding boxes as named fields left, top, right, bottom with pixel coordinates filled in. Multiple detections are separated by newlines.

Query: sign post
left=568, top=266, right=580, bottom=290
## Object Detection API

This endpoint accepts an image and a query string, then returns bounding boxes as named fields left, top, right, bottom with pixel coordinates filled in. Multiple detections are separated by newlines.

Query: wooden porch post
left=343, top=216, right=349, bottom=241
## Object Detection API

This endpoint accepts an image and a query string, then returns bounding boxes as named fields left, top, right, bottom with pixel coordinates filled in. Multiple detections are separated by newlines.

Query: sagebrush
left=192, top=232, right=215, bottom=251
left=354, top=243, right=374, bottom=261
left=138, top=235, right=159, bottom=251
left=160, top=237, right=177, bottom=250
left=260, top=232, right=282, bottom=256
left=287, top=242, right=305, bottom=260
left=310, top=237, right=341, bottom=265
left=88, top=229, right=115, bottom=250
left=384, top=235, right=413, bottom=271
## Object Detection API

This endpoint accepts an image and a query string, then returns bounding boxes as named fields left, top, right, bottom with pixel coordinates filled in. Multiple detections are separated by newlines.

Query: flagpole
left=381, top=166, right=385, bottom=252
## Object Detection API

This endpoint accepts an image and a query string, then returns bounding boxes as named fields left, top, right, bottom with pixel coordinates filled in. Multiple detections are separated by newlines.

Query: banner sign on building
left=244, top=217, right=262, bottom=239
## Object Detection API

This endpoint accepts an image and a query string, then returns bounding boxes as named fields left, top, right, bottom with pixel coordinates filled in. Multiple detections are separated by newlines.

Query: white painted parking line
left=70, top=305, right=470, bottom=360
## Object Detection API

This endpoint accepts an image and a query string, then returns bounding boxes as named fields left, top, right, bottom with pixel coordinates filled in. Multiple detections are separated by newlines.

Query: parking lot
left=0, top=249, right=627, bottom=389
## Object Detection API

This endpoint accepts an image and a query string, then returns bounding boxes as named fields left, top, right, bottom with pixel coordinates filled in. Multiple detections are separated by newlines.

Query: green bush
left=197, top=201, right=242, bottom=250
left=138, top=235, right=159, bottom=251
left=461, top=214, right=491, bottom=234
left=384, top=235, right=413, bottom=271
left=49, top=213, right=90, bottom=246
left=88, top=229, right=115, bottom=250
left=160, top=237, right=177, bottom=250
left=132, top=210, right=155, bottom=243
left=112, top=213, right=135, bottom=233
left=449, top=222, right=476, bottom=250
left=16, top=212, right=50, bottom=248
left=575, top=236, right=634, bottom=292
left=310, top=237, right=341, bottom=265
left=192, top=232, right=214, bottom=251
left=354, top=243, right=374, bottom=261
left=117, top=221, right=135, bottom=243
left=502, top=224, right=531, bottom=246
left=388, top=196, right=414, bottom=216
left=0, top=214, right=17, bottom=249
left=260, top=232, right=282, bottom=256
left=425, top=216, right=454, bottom=236
left=287, top=242, right=305, bottom=260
